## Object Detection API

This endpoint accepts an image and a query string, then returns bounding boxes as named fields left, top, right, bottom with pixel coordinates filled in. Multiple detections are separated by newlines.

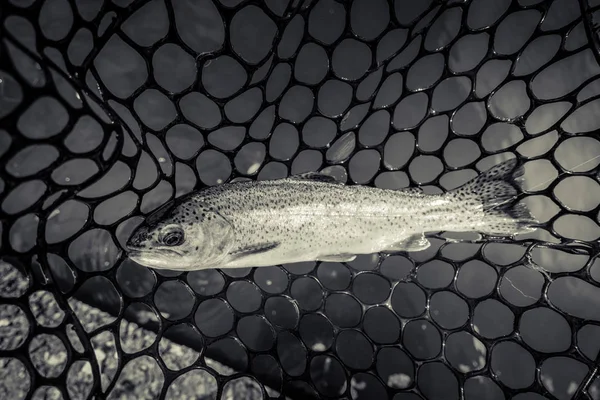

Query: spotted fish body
left=126, top=159, right=537, bottom=271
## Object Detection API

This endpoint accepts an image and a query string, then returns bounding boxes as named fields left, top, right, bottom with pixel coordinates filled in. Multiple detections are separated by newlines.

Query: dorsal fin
left=288, top=172, right=342, bottom=184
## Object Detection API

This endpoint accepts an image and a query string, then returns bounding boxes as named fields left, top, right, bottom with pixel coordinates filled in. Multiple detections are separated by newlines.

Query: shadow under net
left=1, top=0, right=600, bottom=399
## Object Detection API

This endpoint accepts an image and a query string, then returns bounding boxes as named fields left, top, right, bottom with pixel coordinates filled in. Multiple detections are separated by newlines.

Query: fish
left=126, top=159, right=538, bottom=271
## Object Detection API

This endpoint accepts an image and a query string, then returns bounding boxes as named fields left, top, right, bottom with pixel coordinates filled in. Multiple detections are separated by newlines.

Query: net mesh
left=1, top=0, right=600, bottom=399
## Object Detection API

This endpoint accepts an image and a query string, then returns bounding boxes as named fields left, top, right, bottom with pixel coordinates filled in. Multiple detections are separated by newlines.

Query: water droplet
left=341, top=111, right=351, bottom=125
left=388, top=373, right=411, bottom=389
left=248, top=162, right=261, bottom=175
left=313, top=342, right=326, bottom=351
left=48, top=209, right=60, bottom=219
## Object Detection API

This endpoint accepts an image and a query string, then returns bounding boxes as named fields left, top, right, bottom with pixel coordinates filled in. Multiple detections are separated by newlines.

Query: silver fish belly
left=126, top=160, right=536, bottom=271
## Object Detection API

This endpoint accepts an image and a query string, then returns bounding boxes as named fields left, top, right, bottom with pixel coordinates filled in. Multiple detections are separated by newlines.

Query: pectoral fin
left=385, top=234, right=431, bottom=253
left=229, top=242, right=280, bottom=259
left=317, top=254, right=357, bottom=262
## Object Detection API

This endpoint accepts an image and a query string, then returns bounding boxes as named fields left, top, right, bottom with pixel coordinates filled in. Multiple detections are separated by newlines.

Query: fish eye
left=161, top=227, right=185, bottom=247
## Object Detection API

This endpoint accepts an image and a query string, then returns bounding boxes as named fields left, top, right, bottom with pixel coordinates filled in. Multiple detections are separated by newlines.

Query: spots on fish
left=141, top=173, right=495, bottom=269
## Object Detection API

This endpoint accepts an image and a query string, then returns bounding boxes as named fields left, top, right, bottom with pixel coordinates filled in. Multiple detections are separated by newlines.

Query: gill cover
left=199, top=203, right=236, bottom=268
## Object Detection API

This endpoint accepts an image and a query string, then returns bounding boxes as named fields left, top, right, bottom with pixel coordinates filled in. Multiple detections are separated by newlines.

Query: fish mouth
left=126, top=250, right=147, bottom=267
left=126, top=247, right=182, bottom=259
left=126, top=249, right=189, bottom=270
left=126, top=248, right=150, bottom=261
left=125, top=242, right=148, bottom=256
left=126, top=249, right=163, bottom=269
left=126, top=248, right=142, bottom=256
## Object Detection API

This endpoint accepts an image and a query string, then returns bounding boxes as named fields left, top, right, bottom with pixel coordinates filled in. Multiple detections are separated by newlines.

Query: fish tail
left=449, top=159, right=538, bottom=236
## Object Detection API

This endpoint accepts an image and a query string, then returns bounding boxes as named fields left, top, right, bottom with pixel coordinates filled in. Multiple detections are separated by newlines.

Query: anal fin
left=317, top=254, right=357, bottom=262
left=385, top=234, right=430, bottom=253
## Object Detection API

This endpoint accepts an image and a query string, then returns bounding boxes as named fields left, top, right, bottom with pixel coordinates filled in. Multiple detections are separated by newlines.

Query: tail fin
left=450, top=159, right=538, bottom=236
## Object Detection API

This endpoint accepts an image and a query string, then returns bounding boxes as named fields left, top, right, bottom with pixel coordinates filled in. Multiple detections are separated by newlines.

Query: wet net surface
left=1, top=0, right=600, bottom=399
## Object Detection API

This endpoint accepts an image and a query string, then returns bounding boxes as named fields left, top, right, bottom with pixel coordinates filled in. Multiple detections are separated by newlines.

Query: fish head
left=126, top=198, right=235, bottom=270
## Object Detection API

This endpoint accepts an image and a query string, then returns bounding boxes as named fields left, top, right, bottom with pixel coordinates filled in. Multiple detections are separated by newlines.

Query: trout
left=126, top=159, right=537, bottom=270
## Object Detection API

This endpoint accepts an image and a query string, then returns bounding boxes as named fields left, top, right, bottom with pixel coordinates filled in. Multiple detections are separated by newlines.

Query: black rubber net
left=2, top=0, right=600, bottom=399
